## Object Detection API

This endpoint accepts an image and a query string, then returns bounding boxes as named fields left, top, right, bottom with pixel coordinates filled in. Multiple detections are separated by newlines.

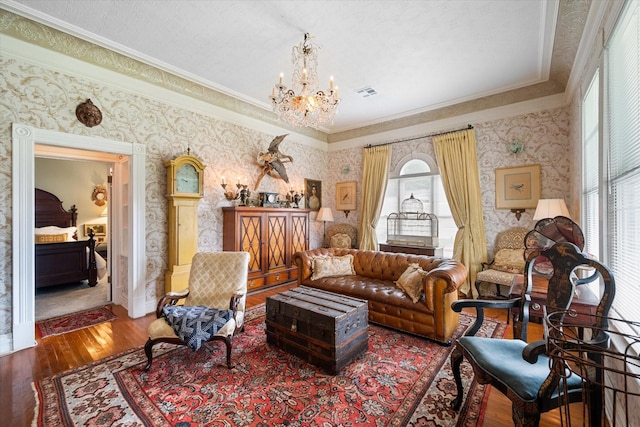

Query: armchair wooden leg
left=223, top=335, right=233, bottom=369
left=451, top=346, right=464, bottom=410
left=144, top=338, right=155, bottom=371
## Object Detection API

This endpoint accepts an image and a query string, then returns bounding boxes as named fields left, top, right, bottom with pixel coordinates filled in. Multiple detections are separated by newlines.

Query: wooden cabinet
left=223, top=207, right=310, bottom=292
left=379, top=243, right=443, bottom=257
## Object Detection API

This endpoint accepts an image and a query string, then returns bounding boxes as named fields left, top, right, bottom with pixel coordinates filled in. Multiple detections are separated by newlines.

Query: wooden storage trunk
left=266, top=287, right=369, bottom=374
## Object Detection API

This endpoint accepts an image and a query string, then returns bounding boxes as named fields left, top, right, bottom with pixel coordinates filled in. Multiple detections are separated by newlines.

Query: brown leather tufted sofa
left=292, top=248, right=468, bottom=345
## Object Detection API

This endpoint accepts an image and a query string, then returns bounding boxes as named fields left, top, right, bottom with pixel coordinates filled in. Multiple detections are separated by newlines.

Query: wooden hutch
left=223, top=206, right=310, bottom=292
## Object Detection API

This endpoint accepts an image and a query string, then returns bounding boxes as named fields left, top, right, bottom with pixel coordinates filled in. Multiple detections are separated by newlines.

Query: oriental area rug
left=32, top=307, right=506, bottom=426
left=36, top=305, right=117, bottom=338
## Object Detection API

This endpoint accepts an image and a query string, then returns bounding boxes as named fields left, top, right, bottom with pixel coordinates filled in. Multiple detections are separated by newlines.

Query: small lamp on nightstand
left=533, top=198, right=571, bottom=220
left=316, top=207, right=334, bottom=246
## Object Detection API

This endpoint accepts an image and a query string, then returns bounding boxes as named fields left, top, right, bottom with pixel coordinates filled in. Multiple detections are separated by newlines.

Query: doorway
left=33, top=153, right=114, bottom=321
left=11, top=123, right=146, bottom=353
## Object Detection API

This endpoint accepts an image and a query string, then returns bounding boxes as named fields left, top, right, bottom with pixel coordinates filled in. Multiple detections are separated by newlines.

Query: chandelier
left=270, top=33, right=340, bottom=129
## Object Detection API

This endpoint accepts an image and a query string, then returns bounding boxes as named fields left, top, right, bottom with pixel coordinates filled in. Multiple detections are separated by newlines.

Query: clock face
left=176, top=163, right=200, bottom=193
left=268, top=194, right=276, bottom=203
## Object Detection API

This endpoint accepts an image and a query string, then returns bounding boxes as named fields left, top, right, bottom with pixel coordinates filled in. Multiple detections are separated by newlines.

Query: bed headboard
left=35, top=188, right=78, bottom=228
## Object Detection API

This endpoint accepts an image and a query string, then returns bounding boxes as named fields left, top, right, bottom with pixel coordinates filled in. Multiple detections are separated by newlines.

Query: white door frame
left=11, top=123, right=146, bottom=352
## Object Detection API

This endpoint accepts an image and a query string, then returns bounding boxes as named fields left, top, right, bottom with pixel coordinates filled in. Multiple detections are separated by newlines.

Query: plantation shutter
left=606, top=1, right=640, bottom=322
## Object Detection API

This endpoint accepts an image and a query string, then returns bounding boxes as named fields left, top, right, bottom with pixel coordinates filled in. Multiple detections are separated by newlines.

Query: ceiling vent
left=355, top=86, right=378, bottom=98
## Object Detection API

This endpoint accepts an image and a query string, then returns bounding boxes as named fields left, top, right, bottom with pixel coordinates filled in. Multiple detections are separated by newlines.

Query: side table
left=509, top=274, right=599, bottom=327
left=379, top=243, right=443, bottom=257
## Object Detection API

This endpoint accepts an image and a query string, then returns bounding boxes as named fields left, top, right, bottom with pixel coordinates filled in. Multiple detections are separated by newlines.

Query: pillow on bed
left=35, top=233, right=67, bottom=244
left=310, top=255, right=356, bottom=280
left=34, top=226, right=77, bottom=241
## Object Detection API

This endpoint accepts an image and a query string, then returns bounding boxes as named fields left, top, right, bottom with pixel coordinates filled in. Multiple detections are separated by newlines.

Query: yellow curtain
left=433, top=129, right=487, bottom=298
left=358, top=145, right=392, bottom=250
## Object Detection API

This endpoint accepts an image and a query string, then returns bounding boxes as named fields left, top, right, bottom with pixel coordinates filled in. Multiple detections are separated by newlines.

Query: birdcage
left=386, top=194, right=439, bottom=247
left=545, top=311, right=640, bottom=426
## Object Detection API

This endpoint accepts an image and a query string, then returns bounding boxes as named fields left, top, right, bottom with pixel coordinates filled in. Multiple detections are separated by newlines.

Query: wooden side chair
left=144, top=251, right=250, bottom=370
left=450, top=242, right=615, bottom=426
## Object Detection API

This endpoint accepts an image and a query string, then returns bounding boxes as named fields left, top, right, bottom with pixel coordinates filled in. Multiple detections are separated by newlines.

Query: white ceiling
left=4, top=0, right=563, bottom=134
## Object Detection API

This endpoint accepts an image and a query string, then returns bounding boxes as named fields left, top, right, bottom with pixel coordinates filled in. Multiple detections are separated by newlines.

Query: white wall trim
left=10, top=123, right=146, bottom=353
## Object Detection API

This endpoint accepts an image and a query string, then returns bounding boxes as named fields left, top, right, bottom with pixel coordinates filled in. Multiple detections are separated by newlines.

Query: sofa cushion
left=395, top=263, right=427, bottom=303
left=311, top=254, right=356, bottom=280
left=492, top=248, right=525, bottom=274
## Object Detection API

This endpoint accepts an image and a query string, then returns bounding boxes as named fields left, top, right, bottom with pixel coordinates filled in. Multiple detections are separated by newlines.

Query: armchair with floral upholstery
left=325, top=223, right=358, bottom=248
left=144, top=251, right=250, bottom=370
left=476, top=227, right=528, bottom=298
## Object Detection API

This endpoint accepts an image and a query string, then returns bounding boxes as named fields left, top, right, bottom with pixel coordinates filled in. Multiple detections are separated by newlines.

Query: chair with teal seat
left=450, top=242, right=615, bottom=426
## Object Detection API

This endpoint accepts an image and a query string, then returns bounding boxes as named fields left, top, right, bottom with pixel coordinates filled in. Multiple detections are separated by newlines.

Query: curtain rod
left=365, top=124, right=473, bottom=148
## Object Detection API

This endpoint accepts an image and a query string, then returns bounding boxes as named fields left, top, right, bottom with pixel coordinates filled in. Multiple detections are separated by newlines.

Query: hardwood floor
left=0, top=283, right=579, bottom=426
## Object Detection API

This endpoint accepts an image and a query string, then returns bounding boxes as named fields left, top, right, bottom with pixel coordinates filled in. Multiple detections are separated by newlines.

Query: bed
left=35, top=188, right=101, bottom=289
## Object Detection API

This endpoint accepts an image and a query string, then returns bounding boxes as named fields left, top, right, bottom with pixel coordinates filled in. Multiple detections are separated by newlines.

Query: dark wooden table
left=379, top=243, right=443, bottom=257
left=509, top=274, right=600, bottom=326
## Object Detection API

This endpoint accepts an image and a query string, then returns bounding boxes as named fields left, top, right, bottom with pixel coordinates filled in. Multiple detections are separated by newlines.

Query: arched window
left=376, top=158, right=455, bottom=257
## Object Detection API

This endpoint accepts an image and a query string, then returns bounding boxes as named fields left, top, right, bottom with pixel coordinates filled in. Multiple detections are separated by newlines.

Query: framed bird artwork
left=495, top=164, right=541, bottom=210
left=336, top=181, right=356, bottom=211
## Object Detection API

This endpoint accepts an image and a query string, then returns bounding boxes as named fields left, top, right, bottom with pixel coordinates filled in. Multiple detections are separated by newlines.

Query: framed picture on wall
left=495, top=164, right=541, bottom=209
left=84, top=223, right=107, bottom=237
left=336, top=181, right=357, bottom=211
left=305, top=179, right=321, bottom=211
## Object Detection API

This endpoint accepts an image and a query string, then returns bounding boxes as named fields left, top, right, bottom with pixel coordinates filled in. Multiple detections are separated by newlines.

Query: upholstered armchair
left=144, top=251, right=250, bottom=370
left=325, top=223, right=358, bottom=248
left=475, top=227, right=528, bottom=298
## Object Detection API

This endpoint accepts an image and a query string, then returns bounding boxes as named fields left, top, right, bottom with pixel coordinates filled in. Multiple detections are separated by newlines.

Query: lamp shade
left=316, top=207, right=334, bottom=222
left=533, top=199, right=570, bottom=220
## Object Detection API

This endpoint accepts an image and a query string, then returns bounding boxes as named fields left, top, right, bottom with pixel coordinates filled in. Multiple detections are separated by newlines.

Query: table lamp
left=533, top=199, right=571, bottom=220
left=316, top=207, right=334, bottom=245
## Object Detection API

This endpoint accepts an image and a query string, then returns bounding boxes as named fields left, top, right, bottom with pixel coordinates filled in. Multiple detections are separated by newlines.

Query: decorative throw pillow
left=330, top=233, right=352, bottom=249
left=395, top=263, right=428, bottom=303
left=492, top=248, right=525, bottom=274
left=35, top=233, right=67, bottom=244
left=311, top=254, right=356, bottom=280
left=34, top=226, right=77, bottom=241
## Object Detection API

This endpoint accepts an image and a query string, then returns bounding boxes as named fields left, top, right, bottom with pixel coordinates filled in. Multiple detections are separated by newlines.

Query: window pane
left=582, top=70, right=599, bottom=260
left=400, top=159, right=430, bottom=175
left=377, top=159, right=454, bottom=257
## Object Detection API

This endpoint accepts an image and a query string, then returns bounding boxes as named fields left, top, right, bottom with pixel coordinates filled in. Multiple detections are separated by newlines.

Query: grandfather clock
left=165, top=151, right=205, bottom=293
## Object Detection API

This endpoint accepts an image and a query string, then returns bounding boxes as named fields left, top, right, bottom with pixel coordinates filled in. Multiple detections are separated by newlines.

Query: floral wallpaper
left=0, top=55, right=327, bottom=339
